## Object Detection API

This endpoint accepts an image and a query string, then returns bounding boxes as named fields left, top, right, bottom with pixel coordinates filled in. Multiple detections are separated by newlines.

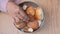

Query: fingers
left=13, top=16, right=19, bottom=23
left=7, top=1, right=20, bottom=14
left=16, top=12, right=29, bottom=22
left=7, top=1, right=29, bottom=22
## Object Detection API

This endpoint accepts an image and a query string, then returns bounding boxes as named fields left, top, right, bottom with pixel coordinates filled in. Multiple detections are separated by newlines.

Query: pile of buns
left=15, top=4, right=43, bottom=33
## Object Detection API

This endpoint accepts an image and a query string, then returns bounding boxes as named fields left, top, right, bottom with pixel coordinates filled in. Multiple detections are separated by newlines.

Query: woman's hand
left=6, top=2, right=29, bottom=22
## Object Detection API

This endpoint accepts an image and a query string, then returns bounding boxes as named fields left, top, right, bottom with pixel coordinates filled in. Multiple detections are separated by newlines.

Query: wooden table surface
left=0, top=0, right=60, bottom=34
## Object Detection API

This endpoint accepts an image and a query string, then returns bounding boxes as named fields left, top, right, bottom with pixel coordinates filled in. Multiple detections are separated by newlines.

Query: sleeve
left=0, top=0, right=10, bottom=12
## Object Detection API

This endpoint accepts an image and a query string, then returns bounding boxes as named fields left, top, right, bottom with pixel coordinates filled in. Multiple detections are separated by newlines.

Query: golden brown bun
left=26, top=6, right=35, bottom=17
left=35, top=7, right=43, bottom=20
left=27, top=20, right=39, bottom=30
left=16, top=22, right=26, bottom=29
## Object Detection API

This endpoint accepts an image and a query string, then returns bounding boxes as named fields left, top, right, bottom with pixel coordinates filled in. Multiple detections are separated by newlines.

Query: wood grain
left=0, top=0, right=60, bottom=34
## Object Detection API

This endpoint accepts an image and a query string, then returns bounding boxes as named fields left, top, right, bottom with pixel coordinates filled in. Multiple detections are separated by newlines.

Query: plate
left=14, top=1, right=44, bottom=33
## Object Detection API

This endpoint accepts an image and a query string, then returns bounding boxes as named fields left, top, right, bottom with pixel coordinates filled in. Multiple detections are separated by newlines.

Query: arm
left=0, top=0, right=29, bottom=22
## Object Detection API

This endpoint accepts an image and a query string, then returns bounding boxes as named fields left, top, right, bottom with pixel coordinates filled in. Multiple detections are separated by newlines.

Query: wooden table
left=0, top=0, right=60, bottom=34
